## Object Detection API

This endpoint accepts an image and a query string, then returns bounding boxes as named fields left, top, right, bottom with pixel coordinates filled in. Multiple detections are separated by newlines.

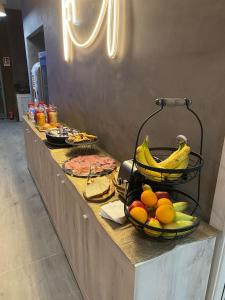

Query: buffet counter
left=23, top=116, right=217, bottom=300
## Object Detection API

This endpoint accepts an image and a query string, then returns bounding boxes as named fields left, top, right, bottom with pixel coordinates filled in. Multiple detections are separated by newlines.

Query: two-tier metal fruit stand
left=125, top=98, right=204, bottom=240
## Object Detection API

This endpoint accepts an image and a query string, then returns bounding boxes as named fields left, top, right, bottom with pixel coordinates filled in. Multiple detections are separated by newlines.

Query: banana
left=166, top=155, right=189, bottom=181
left=142, top=136, right=159, bottom=168
left=135, top=135, right=190, bottom=182
left=173, top=202, right=188, bottom=212
left=136, top=142, right=164, bottom=182
left=158, top=143, right=184, bottom=168
left=158, top=135, right=187, bottom=168
left=143, top=135, right=190, bottom=171
left=176, top=220, right=194, bottom=227
left=174, top=212, right=195, bottom=222
left=161, top=144, right=191, bottom=170
left=162, top=220, right=194, bottom=239
left=159, top=135, right=190, bottom=181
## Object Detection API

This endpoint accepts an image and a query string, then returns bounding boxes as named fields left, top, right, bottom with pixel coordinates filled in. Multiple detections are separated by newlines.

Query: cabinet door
left=55, top=180, right=86, bottom=275
left=48, top=161, right=64, bottom=230
left=29, top=134, right=51, bottom=198
left=57, top=180, right=134, bottom=300
left=35, top=141, right=52, bottom=199
left=23, top=124, right=33, bottom=171
left=38, top=148, right=54, bottom=212
left=24, top=128, right=40, bottom=182
left=24, top=128, right=53, bottom=210
left=30, top=136, right=43, bottom=187
left=82, top=211, right=134, bottom=300
left=43, top=160, right=81, bottom=260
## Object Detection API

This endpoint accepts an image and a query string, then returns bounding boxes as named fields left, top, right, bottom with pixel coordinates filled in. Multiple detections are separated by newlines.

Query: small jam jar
left=36, top=110, right=46, bottom=127
left=48, top=106, right=58, bottom=125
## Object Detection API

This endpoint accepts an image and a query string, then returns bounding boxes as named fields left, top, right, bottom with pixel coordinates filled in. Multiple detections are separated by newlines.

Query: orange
left=157, top=198, right=173, bottom=208
left=141, top=190, right=158, bottom=208
left=156, top=205, right=175, bottom=224
left=130, top=207, right=148, bottom=224
left=144, top=218, right=162, bottom=237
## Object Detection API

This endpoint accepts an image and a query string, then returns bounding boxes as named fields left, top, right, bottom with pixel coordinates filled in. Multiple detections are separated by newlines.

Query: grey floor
left=0, top=121, right=83, bottom=300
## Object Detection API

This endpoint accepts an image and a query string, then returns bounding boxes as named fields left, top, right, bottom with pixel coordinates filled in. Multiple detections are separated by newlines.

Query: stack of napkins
left=100, top=200, right=126, bottom=225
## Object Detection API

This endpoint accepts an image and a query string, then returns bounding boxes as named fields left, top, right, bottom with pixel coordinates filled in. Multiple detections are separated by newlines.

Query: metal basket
left=128, top=98, right=203, bottom=197
left=125, top=187, right=200, bottom=241
left=125, top=98, right=204, bottom=240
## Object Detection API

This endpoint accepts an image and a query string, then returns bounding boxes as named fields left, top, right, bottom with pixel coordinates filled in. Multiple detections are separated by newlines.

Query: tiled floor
left=0, top=120, right=83, bottom=300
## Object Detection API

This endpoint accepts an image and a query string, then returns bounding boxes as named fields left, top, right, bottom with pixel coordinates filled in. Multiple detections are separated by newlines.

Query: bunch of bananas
left=136, top=135, right=191, bottom=182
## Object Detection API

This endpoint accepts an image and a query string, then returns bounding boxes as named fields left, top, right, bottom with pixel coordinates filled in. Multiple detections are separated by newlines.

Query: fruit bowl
left=135, top=147, right=203, bottom=186
left=125, top=187, right=201, bottom=240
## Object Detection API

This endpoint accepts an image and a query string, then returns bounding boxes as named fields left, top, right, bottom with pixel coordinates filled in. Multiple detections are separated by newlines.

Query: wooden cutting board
left=83, top=177, right=115, bottom=202
left=84, top=177, right=110, bottom=199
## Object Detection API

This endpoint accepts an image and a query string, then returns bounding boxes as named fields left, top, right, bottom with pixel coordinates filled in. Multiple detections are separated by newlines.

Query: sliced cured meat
left=64, top=155, right=117, bottom=177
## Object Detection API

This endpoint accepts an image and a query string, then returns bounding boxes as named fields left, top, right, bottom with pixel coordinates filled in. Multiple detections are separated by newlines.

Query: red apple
left=155, top=191, right=170, bottom=200
left=129, top=200, right=145, bottom=212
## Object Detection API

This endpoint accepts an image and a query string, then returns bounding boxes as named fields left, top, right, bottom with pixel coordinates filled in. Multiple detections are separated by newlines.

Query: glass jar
left=48, top=106, right=58, bottom=125
left=36, top=110, right=46, bottom=127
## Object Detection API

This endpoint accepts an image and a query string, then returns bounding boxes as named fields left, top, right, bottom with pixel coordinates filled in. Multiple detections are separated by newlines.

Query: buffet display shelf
left=23, top=116, right=217, bottom=300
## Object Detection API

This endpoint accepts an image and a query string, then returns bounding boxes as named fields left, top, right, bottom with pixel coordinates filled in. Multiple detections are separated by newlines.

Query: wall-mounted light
left=0, top=3, right=6, bottom=17
left=107, top=0, right=119, bottom=59
left=62, top=0, right=120, bottom=61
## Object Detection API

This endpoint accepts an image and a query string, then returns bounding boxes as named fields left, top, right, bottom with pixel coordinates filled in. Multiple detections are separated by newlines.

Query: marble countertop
left=23, top=117, right=218, bottom=265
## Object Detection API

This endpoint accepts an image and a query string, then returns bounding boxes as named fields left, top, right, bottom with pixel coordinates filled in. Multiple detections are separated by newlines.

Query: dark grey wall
left=6, top=9, right=29, bottom=91
left=21, top=0, right=225, bottom=221
left=4, top=0, right=21, bottom=10
left=0, top=8, right=29, bottom=118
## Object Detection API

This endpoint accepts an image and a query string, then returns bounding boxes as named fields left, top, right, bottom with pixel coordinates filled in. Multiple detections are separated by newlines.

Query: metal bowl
left=46, top=128, right=79, bottom=145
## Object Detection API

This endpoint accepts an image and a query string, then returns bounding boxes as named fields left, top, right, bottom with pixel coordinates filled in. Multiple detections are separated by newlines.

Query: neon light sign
left=62, top=0, right=120, bottom=61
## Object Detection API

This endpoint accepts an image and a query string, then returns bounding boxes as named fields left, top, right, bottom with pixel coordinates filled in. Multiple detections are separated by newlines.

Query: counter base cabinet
left=23, top=124, right=134, bottom=300
left=23, top=120, right=216, bottom=300
left=50, top=164, right=135, bottom=300
left=134, top=238, right=216, bottom=300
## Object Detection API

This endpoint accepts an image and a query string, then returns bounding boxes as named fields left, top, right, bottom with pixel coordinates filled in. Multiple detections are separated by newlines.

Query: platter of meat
left=62, top=155, right=117, bottom=177
left=65, top=132, right=99, bottom=146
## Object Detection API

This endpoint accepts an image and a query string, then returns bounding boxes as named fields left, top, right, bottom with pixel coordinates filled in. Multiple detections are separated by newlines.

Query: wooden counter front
left=23, top=117, right=217, bottom=300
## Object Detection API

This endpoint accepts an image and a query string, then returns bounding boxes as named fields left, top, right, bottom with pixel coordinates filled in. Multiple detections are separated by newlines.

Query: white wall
left=207, top=138, right=225, bottom=299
